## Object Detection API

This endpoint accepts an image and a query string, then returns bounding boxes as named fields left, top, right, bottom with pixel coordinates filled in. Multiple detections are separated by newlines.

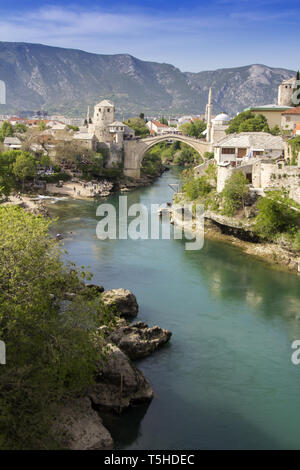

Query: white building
left=214, top=132, right=285, bottom=165
left=3, top=137, right=22, bottom=149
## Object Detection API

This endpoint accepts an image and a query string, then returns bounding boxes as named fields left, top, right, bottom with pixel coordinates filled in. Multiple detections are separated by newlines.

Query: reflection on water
left=47, top=169, right=300, bottom=450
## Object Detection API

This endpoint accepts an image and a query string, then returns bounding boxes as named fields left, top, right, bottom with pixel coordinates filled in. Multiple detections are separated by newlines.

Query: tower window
left=107, top=108, right=110, bottom=112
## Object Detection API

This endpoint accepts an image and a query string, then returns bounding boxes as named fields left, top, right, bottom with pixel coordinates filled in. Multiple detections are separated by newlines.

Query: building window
left=222, top=148, right=235, bottom=154
left=107, top=108, right=110, bottom=112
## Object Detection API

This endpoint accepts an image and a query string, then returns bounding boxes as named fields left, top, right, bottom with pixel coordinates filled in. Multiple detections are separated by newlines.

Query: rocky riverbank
left=56, top=287, right=172, bottom=450
left=170, top=204, right=300, bottom=275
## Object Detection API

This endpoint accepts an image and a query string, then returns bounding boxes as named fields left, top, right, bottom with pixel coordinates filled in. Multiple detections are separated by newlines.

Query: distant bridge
left=123, top=134, right=213, bottom=178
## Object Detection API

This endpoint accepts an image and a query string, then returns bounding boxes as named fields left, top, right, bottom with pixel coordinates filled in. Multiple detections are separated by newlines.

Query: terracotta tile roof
left=282, top=106, right=300, bottom=115
left=152, top=120, right=168, bottom=127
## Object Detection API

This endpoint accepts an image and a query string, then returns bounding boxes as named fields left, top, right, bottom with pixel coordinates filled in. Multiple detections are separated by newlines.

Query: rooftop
left=246, top=104, right=292, bottom=112
left=214, top=132, right=284, bottom=149
left=282, top=106, right=300, bottom=115
left=96, top=99, right=114, bottom=108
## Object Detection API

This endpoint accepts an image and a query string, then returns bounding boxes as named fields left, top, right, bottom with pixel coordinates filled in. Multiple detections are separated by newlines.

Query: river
left=47, top=168, right=300, bottom=450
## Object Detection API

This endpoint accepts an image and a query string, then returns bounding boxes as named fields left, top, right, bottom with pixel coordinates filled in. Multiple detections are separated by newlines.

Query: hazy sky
left=0, top=0, right=298, bottom=72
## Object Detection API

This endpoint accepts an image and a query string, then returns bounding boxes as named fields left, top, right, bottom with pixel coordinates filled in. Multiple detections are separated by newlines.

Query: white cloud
left=0, top=4, right=297, bottom=71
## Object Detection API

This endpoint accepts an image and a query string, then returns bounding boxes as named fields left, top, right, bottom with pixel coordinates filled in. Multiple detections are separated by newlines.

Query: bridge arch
left=123, top=134, right=212, bottom=178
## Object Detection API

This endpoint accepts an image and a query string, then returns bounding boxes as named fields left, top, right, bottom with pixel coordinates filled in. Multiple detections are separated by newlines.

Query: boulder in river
left=88, top=343, right=153, bottom=412
left=109, top=320, right=172, bottom=360
left=101, top=288, right=138, bottom=318
left=53, top=397, right=113, bottom=450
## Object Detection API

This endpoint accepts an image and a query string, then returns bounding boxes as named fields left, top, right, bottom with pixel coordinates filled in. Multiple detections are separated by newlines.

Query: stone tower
left=206, top=87, right=213, bottom=142
left=89, top=99, right=115, bottom=141
left=278, top=77, right=295, bottom=106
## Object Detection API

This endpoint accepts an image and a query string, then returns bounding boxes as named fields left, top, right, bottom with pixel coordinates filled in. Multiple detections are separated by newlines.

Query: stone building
left=278, top=77, right=296, bottom=107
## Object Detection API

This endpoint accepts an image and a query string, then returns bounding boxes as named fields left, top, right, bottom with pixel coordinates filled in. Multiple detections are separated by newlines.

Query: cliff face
left=0, top=42, right=295, bottom=116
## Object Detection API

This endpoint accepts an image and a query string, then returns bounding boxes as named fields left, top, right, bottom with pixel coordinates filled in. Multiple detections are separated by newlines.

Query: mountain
left=0, top=42, right=295, bottom=117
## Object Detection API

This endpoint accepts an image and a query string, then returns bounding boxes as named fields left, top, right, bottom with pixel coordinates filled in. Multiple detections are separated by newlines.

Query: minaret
left=87, top=106, right=90, bottom=123
left=206, top=87, right=212, bottom=142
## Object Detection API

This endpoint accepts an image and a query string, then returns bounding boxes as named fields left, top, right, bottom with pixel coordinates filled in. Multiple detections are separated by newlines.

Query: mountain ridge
left=0, top=41, right=295, bottom=117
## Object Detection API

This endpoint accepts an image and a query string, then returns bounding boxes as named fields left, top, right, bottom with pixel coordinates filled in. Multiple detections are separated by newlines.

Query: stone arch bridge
left=123, top=134, right=213, bottom=178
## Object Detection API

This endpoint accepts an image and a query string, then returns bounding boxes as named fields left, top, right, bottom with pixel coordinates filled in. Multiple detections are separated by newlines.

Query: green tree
left=0, top=206, right=113, bottom=449
left=123, top=116, right=149, bottom=138
left=14, top=123, right=27, bottom=134
left=38, top=120, right=47, bottom=131
left=0, top=150, right=19, bottom=196
left=254, top=191, right=299, bottom=240
left=226, top=111, right=270, bottom=134
left=179, top=120, right=206, bottom=138
left=221, top=170, right=249, bottom=216
left=0, top=121, right=14, bottom=141
left=159, top=117, right=168, bottom=125
left=13, top=152, right=37, bottom=190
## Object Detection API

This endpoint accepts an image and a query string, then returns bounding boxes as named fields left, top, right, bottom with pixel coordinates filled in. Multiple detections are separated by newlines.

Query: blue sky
left=0, top=0, right=298, bottom=72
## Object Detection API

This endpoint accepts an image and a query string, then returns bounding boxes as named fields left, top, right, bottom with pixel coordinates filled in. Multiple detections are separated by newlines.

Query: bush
left=183, top=175, right=212, bottom=200
left=254, top=194, right=299, bottom=240
left=39, top=172, right=71, bottom=183
left=221, top=171, right=249, bottom=216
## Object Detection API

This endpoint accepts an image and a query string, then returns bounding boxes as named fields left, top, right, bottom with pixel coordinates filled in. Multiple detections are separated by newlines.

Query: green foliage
left=221, top=170, right=249, bottom=216
left=0, top=121, right=14, bottom=142
left=39, top=172, right=71, bottom=183
left=204, top=151, right=214, bottom=160
left=141, top=149, right=163, bottom=176
left=288, top=136, right=300, bottom=165
left=254, top=191, right=299, bottom=240
left=0, top=206, right=114, bottom=449
left=179, top=119, right=206, bottom=138
left=269, top=125, right=281, bottom=136
left=13, top=152, right=36, bottom=190
left=0, top=150, right=20, bottom=196
left=38, top=120, right=47, bottom=131
left=67, top=125, right=79, bottom=132
left=183, top=175, right=212, bottom=200
left=14, top=123, right=27, bottom=134
left=226, top=111, right=273, bottom=134
left=123, top=116, right=149, bottom=137
left=159, top=117, right=168, bottom=125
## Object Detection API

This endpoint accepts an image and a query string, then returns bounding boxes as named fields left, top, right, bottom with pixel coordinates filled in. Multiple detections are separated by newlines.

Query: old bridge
left=123, top=134, right=212, bottom=178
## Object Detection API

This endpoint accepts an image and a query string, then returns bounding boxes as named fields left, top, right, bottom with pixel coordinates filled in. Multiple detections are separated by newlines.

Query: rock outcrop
left=108, top=320, right=172, bottom=360
left=101, top=288, right=138, bottom=318
left=54, top=397, right=113, bottom=450
left=88, top=343, right=153, bottom=412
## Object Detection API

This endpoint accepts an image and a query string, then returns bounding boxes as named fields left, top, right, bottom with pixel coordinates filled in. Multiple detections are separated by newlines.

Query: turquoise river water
left=47, top=168, right=300, bottom=450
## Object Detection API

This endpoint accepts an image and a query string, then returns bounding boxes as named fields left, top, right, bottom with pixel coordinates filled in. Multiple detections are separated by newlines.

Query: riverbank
left=55, top=286, right=172, bottom=449
left=170, top=205, right=300, bottom=274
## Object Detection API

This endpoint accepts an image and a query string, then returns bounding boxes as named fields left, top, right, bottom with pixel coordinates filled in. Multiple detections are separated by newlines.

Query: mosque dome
left=212, top=113, right=230, bottom=123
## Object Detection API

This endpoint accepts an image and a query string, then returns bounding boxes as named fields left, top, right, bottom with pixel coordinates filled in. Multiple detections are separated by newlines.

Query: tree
left=226, top=111, right=270, bottom=134
left=159, top=117, right=168, bottom=125
left=13, top=152, right=36, bottom=190
left=139, top=113, right=145, bottom=120
left=38, top=120, right=47, bottom=131
left=123, top=116, right=149, bottom=138
left=0, top=150, right=19, bottom=196
left=221, top=170, right=249, bottom=216
left=179, top=120, right=206, bottom=138
left=254, top=191, right=299, bottom=240
left=0, top=121, right=14, bottom=142
left=0, top=206, right=114, bottom=449
left=14, top=123, right=27, bottom=134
